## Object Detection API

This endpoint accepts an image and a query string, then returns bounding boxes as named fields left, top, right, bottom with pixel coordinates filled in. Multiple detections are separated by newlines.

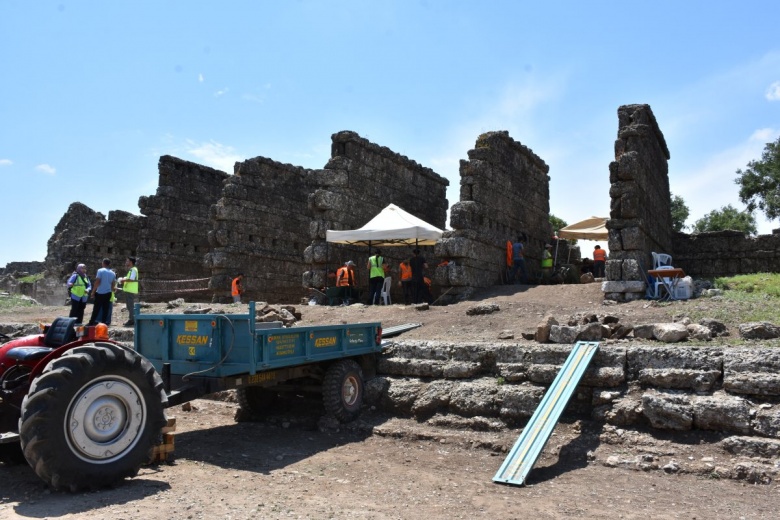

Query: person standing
left=399, top=259, right=413, bottom=305
left=367, top=249, right=386, bottom=305
left=541, top=244, right=554, bottom=284
left=118, top=256, right=139, bottom=326
left=336, top=261, right=356, bottom=304
left=231, top=273, right=244, bottom=303
left=593, top=245, right=607, bottom=278
left=409, top=248, right=428, bottom=304
left=509, top=235, right=528, bottom=284
left=67, top=263, right=92, bottom=323
left=88, top=258, right=117, bottom=326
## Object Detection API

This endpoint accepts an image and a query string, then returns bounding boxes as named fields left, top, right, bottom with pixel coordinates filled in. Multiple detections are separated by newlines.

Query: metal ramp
left=381, top=323, right=422, bottom=338
left=493, top=341, right=599, bottom=486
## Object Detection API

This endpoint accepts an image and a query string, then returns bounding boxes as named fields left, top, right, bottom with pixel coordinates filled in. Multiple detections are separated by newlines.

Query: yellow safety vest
left=369, top=256, right=384, bottom=278
left=70, top=274, right=88, bottom=298
left=124, top=266, right=139, bottom=294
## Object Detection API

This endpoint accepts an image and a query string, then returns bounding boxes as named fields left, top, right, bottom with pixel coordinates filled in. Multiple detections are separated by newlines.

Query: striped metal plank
left=381, top=323, right=422, bottom=338
left=493, top=341, right=600, bottom=486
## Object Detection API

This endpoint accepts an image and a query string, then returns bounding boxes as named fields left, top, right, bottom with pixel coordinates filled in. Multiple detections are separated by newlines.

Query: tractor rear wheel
left=19, top=342, right=167, bottom=491
left=322, top=359, right=364, bottom=422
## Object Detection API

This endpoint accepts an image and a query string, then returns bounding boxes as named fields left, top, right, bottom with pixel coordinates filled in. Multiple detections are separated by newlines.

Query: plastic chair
left=651, top=252, right=673, bottom=269
left=379, top=277, right=392, bottom=305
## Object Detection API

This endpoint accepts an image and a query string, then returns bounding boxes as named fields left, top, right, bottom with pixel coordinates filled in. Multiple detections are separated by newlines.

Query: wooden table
left=648, top=268, right=686, bottom=300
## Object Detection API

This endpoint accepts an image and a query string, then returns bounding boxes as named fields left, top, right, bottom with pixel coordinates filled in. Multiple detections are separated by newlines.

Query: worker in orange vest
left=593, top=245, right=607, bottom=278
left=399, top=259, right=413, bottom=305
left=336, top=261, right=356, bottom=305
left=231, top=273, right=244, bottom=303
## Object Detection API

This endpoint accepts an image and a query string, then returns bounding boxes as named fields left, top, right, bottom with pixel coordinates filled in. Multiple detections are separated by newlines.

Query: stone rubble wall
left=435, top=131, right=551, bottom=301
left=606, top=104, right=673, bottom=302
left=373, top=340, right=780, bottom=440
left=304, top=131, right=449, bottom=297
left=36, top=204, right=142, bottom=305
left=137, top=156, right=229, bottom=301
left=672, top=230, right=780, bottom=277
left=206, top=156, right=315, bottom=303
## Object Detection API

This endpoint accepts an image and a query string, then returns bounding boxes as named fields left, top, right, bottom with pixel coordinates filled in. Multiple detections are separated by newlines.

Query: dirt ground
left=1, top=283, right=779, bottom=519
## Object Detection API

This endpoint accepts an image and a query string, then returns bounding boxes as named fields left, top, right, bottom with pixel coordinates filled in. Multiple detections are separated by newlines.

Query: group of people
left=67, top=256, right=139, bottom=326
left=509, top=235, right=607, bottom=284
left=333, top=248, right=433, bottom=306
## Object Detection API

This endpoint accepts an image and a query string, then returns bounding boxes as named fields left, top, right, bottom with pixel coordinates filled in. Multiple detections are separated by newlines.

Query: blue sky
left=1, top=1, right=779, bottom=266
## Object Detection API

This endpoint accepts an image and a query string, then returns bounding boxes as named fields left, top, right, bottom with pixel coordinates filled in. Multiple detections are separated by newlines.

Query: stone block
left=642, top=391, right=693, bottom=430
left=601, top=281, right=645, bottom=293
left=448, top=379, right=500, bottom=418
left=497, top=384, right=546, bottom=421
left=692, top=393, right=751, bottom=434
left=723, top=348, right=780, bottom=396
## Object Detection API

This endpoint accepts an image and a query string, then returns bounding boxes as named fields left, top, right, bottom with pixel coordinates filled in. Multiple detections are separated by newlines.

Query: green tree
left=692, top=204, right=757, bottom=234
left=549, top=214, right=568, bottom=234
left=736, top=135, right=780, bottom=222
left=670, top=194, right=690, bottom=232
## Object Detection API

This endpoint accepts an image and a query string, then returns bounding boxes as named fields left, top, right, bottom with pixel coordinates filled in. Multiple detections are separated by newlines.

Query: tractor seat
left=43, top=317, right=78, bottom=348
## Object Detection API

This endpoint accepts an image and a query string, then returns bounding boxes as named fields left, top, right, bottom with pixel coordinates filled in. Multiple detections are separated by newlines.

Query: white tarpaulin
left=558, top=216, right=609, bottom=240
left=326, top=203, right=443, bottom=246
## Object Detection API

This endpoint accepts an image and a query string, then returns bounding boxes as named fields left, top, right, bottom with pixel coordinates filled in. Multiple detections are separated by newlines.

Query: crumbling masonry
left=434, top=131, right=552, bottom=301
left=603, top=104, right=674, bottom=301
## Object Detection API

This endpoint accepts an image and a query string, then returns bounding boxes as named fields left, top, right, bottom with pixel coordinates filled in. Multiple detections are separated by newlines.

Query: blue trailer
left=0, top=302, right=382, bottom=491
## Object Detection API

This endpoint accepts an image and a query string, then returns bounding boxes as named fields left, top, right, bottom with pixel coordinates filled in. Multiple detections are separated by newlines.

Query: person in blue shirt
left=510, top=234, right=528, bottom=285
left=87, top=258, right=117, bottom=326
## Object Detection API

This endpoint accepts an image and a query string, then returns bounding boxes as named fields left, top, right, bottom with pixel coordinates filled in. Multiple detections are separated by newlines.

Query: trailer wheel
left=236, top=387, right=278, bottom=416
left=19, top=342, right=167, bottom=491
left=322, top=359, right=364, bottom=422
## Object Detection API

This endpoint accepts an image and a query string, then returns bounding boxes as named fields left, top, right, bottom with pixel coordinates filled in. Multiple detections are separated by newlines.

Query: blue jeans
left=510, top=258, right=528, bottom=284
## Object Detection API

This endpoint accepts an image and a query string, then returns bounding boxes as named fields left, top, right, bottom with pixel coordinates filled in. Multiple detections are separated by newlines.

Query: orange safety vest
left=506, top=241, right=513, bottom=267
left=231, top=277, right=242, bottom=296
left=593, top=249, right=607, bottom=262
left=399, top=262, right=412, bottom=281
left=336, top=266, right=353, bottom=287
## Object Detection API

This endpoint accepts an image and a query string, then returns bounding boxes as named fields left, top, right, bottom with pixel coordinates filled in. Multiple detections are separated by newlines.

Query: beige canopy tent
left=326, top=203, right=443, bottom=247
left=557, top=216, right=608, bottom=240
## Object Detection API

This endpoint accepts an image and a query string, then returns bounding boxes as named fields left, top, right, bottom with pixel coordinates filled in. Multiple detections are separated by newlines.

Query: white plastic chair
left=652, top=252, right=673, bottom=269
left=379, top=277, right=392, bottom=305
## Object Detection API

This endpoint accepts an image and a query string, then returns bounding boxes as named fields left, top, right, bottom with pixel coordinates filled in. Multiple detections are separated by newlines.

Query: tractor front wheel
left=19, top=342, right=167, bottom=491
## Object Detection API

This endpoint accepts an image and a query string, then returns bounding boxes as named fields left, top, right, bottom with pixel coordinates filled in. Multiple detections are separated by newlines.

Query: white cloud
left=35, top=164, right=56, bottom=175
left=214, top=87, right=229, bottom=97
left=766, top=80, right=780, bottom=101
left=198, top=73, right=204, bottom=83
left=185, top=140, right=241, bottom=173
left=0, top=159, right=11, bottom=166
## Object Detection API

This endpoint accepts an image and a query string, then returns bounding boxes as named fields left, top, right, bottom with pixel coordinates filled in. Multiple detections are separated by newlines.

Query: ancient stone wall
left=0, top=261, right=44, bottom=277
left=374, top=340, right=780, bottom=440
left=44, top=202, right=107, bottom=278
left=672, top=230, right=780, bottom=277
left=434, top=131, right=551, bottom=300
left=206, top=156, right=315, bottom=303
left=304, top=131, right=449, bottom=298
left=139, top=156, right=228, bottom=301
left=605, top=105, right=672, bottom=301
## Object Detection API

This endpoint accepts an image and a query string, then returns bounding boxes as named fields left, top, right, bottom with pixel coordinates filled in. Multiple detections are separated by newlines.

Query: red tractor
left=0, top=317, right=167, bottom=491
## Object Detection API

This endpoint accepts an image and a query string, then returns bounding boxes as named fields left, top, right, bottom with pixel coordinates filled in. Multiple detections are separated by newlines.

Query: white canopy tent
left=557, top=216, right=609, bottom=240
left=326, top=203, right=443, bottom=247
